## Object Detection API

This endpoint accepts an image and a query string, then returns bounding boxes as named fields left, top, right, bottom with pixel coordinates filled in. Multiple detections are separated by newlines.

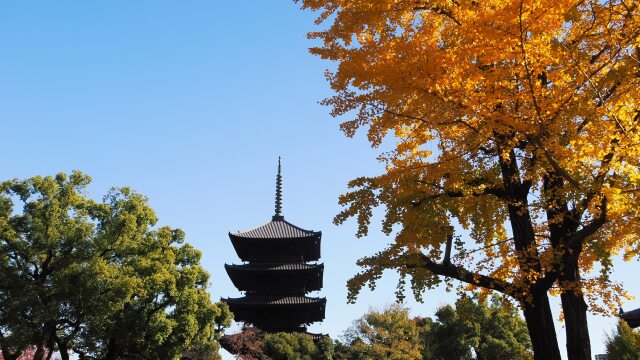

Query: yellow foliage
left=299, top=0, right=640, bottom=316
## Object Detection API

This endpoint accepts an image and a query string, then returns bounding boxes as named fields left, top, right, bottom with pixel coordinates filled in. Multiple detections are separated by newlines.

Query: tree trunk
left=55, top=337, right=70, bottom=360
left=0, top=331, right=17, bottom=360
left=560, top=259, right=591, bottom=360
left=58, top=349, right=70, bottom=360
left=542, top=171, right=591, bottom=359
left=104, top=337, right=122, bottom=360
left=521, top=290, right=562, bottom=360
left=33, top=322, right=55, bottom=360
left=34, top=342, right=47, bottom=360
left=499, top=150, right=561, bottom=360
left=1, top=348, right=17, bottom=360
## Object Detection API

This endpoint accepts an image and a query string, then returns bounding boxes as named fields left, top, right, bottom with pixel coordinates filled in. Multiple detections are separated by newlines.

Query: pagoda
left=222, top=158, right=326, bottom=333
left=620, top=307, right=640, bottom=329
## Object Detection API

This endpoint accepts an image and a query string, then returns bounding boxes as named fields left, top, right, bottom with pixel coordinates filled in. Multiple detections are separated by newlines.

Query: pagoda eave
left=621, top=308, right=640, bottom=328
left=225, top=263, right=324, bottom=293
left=229, top=234, right=321, bottom=262
left=223, top=295, right=326, bottom=306
left=223, top=296, right=326, bottom=330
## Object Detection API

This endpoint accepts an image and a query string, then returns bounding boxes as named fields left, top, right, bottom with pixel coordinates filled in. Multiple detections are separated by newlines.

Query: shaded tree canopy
left=264, top=332, right=333, bottom=360
left=605, top=320, right=640, bottom=360
left=219, top=327, right=270, bottom=360
left=424, top=295, right=531, bottom=360
left=297, top=0, right=640, bottom=359
left=220, top=328, right=333, bottom=360
left=334, top=297, right=531, bottom=360
left=0, top=172, right=231, bottom=360
left=336, top=304, right=422, bottom=360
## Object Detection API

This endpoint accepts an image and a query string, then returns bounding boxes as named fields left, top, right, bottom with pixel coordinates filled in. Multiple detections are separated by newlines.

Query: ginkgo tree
left=297, top=0, right=640, bottom=359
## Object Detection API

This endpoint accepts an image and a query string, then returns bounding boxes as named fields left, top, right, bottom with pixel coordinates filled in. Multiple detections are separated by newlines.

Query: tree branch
left=413, top=6, right=462, bottom=26
left=400, top=253, right=519, bottom=299
left=567, top=197, right=607, bottom=251
left=411, top=186, right=508, bottom=206
left=531, top=135, right=582, bottom=190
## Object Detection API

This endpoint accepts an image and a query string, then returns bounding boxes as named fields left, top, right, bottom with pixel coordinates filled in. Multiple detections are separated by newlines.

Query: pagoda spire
left=274, top=157, right=283, bottom=220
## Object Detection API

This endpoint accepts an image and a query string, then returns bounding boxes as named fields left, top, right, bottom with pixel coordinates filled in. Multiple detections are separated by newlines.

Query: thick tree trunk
left=499, top=150, right=561, bottom=360
left=0, top=337, right=18, bottom=360
left=521, top=290, right=562, bottom=360
left=560, top=260, right=591, bottom=360
left=33, top=322, right=55, bottom=360
left=104, top=337, right=122, bottom=360
left=1, top=347, right=17, bottom=360
left=34, top=341, right=47, bottom=360
left=542, top=171, right=591, bottom=359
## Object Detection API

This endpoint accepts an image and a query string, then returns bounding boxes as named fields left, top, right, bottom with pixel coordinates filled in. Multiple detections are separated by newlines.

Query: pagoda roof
left=225, top=263, right=324, bottom=294
left=225, top=263, right=323, bottom=271
left=228, top=231, right=321, bottom=262
left=230, top=217, right=320, bottom=240
left=223, top=295, right=326, bottom=330
left=620, top=307, right=640, bottom=328
left=224, top=295, right=325, bottom=306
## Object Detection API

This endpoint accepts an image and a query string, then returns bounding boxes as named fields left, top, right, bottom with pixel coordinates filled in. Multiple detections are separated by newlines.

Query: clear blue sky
left=1, top=1, right=637, bottom=359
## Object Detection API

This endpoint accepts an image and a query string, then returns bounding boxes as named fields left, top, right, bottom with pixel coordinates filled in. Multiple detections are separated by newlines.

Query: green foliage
left=0, top=172, right=231, bottom=360
left=221, top=329, right=332, bottom=360
left=605, top=320, right=640, bottom=360
left=264, top=332, right=332, bottom=360
left=424, top=305, right=476, bottom=360
left=334, top=297, right=531, bottom=360
left=213, top=302, right=233, bottom=335
left=424, top=295, right=532, bottom=360
left=336, top=304, right=423, bottom=360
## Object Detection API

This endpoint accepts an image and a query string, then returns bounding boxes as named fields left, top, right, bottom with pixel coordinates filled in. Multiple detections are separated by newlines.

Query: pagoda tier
left=223, top=296, right=326, bottom=332
left=229, top=218, right=321, bottom=262
left=620, top=307, right=640, bottom=328
left=225, top=263, right=324, bottom=294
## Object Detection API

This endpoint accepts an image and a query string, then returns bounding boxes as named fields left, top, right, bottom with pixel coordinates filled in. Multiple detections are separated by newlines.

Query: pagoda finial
left=274, top=157, right=283, bottom=220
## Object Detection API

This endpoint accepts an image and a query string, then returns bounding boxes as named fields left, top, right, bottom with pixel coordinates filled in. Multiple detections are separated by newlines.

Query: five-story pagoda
left=222, top=158, right=326, bottom=332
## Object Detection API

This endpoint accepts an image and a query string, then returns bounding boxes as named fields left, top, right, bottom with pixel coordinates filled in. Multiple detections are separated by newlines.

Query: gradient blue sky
left=1, top=2, right=638, bottom=359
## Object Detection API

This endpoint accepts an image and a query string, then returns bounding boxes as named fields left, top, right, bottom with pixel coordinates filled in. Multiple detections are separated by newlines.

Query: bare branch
left=413, top=5, right=462, bottom=26
left=531, top=136, right=582, bottom=190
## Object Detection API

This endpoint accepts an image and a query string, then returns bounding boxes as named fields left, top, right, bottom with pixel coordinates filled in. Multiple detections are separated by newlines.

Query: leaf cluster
left=605, top=321, right=640, bottom=360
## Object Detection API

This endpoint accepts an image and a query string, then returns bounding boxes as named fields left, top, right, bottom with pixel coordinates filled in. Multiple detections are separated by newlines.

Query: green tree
left=332, top=298, right=530, bottom=360
left=220, top=328, right=332, bottom=360
left=264, top=332, right=333, bottom=360
left=0, top=172, right=231, bottom=360
left=424, top=296, right=532, bottom=360
left=424, top=305, right=476, bottom=360
left=605, top=321, right=640, bottom=360
left=336, top=304, right=422, bottom=360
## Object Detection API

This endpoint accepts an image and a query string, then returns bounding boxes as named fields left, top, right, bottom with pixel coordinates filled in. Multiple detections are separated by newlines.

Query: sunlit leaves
left=0, top=172, right=231, bottom=360
left=299, top=0, right=640, bottom=316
